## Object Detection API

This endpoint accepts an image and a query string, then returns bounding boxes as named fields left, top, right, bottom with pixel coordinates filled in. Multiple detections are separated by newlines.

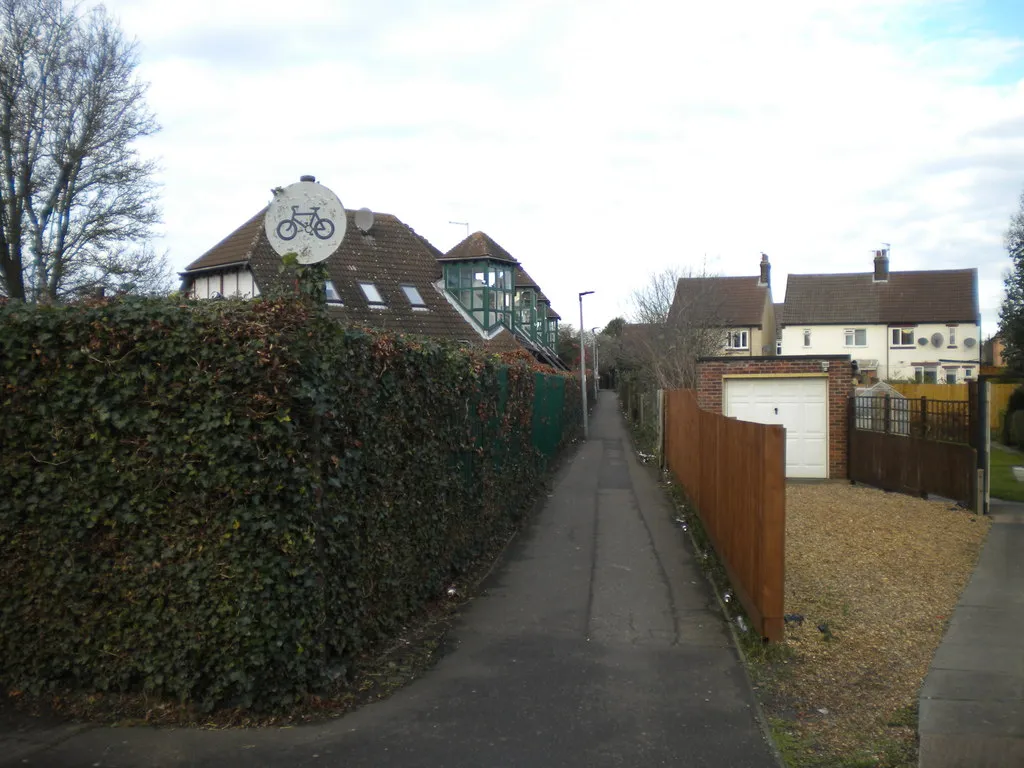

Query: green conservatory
left=542, top=302, right=559, bottom=347
left=440, top=232, right=561, bottom=352
left=443, top=259, right=514, bottom=331
left=513, top=286, right=546, bottom=343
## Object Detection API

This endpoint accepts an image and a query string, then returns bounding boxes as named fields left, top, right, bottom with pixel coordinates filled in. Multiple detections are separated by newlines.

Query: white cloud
left=95, top=0, right=1023, bottom=333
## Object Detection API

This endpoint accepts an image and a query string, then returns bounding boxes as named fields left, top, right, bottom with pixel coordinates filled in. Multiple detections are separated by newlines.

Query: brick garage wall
left=696, top=356, right=854, bottom=479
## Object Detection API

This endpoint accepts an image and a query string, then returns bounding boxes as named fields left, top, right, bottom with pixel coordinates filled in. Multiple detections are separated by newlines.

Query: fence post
left=920, top=396, right=928, bottom=439
left=847, top=396, right=855, bottom=484
left=657, top=389, right=665, bottom=469
left=884, top=394, right=891, bottom=434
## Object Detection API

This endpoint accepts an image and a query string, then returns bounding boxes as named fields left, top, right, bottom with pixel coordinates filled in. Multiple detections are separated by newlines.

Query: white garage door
left=724, top=377, right=828, bottom=479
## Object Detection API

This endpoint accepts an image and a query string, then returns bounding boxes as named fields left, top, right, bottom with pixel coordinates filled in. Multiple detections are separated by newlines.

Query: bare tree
left=625, top=267, right=725, bottom=389
left=0, top=0, right=163, bottom=302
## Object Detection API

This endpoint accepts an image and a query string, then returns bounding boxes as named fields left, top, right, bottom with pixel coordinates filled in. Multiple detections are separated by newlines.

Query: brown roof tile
left=185, top=208, right=512, bottom=348
left=184, top=209, right=266, bottom=271
left=440, top=231, right=518, bottom=264
left=782, top=270, right=978, bottom=325
left=183, top=212, right=569, bottom=362
left=669, top=276, right=770, bottom=328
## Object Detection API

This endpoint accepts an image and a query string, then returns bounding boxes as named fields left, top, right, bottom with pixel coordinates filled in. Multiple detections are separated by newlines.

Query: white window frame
left=915, top=366, right=938, bottom=384
left=400, top=284, right=426, bottom=307
left=964, top=367, right=974, bottom=379
left=947, top=326, right=957, bottom=346
left=803, top=329, right=811, bottom=348
left=944, top=367, right=958, bottom=385
left=844, top=328, right=867, bottom=347
left=359, top=282, right=385, bottom=305
left=725, top=329, right=749, bottom=350
left=891, top=327, right=915, bottom=346
left=325, top=280, right=342, bottom=304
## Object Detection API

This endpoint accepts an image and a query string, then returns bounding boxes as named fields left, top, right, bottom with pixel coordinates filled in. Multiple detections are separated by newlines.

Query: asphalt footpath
left=918, top=499, right=1024, bottom=768
left=1, top=391, right=779, bottom=768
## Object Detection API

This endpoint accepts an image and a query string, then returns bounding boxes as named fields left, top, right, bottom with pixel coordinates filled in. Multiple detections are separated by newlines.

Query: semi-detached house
left=780, top=249, right=980, bottom=383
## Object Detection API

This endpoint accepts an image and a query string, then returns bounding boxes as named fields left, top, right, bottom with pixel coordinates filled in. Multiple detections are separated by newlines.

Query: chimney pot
left=300, top=174, right=316, bottom=182
left=873, top=248, right=889, bottom=282
left=759, top=252, right=771, bottom=287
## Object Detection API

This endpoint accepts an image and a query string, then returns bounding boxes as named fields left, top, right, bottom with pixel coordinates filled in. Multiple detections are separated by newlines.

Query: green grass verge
left=989, top=444, right=1024, bottom=502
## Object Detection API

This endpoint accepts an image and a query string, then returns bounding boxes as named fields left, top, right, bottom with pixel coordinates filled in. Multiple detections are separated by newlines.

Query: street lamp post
left=579, top=291, right=594, bottom=439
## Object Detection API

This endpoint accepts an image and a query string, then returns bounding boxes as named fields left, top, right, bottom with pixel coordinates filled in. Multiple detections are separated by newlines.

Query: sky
left=96, top=0, right=1024, bottom=335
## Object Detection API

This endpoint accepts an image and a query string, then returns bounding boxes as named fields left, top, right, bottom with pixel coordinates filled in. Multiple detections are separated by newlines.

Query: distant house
left=180, top=195, right=565, bottom=368
left=668, top=254, right=777, bottom=356
left=780, top=249, right=980, bottom=383
left=982, top=335, right=1006, bottom=369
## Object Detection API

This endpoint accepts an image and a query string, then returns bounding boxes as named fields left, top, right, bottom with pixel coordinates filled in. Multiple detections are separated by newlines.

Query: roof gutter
left=178, top=261, right=251, bottom=277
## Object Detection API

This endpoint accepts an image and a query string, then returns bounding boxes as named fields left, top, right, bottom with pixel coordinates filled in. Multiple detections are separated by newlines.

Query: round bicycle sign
left=264, top=179, right=347, bottom=264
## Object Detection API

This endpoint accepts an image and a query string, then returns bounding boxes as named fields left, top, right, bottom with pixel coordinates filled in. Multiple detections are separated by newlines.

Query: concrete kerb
left=619, top=414, right=786, bottom=768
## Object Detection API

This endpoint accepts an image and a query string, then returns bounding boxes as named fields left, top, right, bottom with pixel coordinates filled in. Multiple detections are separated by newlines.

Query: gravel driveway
left=760, top=482, right=990, bottom=764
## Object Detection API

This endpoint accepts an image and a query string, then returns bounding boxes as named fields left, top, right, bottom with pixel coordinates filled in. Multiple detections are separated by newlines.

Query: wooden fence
left=889, top=382, right=1015, bottom=432
left=663, top=389, right=785, bottom=641
left=848, top=400, right=978, bottom=509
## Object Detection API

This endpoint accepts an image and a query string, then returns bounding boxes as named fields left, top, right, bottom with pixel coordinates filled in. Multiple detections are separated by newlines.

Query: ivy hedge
left=0, top=296, right=581, bottom=711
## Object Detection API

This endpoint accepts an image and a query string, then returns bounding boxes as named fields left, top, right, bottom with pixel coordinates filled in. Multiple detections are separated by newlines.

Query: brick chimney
left=758, top=252, right=771, bottom=287
left=873, top=248, right=889, bottom=282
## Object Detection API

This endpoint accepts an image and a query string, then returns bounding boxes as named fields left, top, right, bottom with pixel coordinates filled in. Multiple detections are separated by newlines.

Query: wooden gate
left=848, top=396, right=977, bottom=509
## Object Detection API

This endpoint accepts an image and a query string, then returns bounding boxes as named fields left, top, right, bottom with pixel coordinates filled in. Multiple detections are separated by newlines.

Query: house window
left=401, top=284, right=426, bottom=307
left=892, top=328, right=914, bottom=346
left=359, top=282, right=385, bottom=305
left=964, top=368, right=974, bottom=379
left=776, top=340, right=782, bottom=355
left=515, top=288, right=538, bottom=340
left=947, top=326, right=957, bottom=346
left=547, top=316, right=558, bottom=348
left=725, top=330, right=749, bottom=350
left=803, top=329, right=811, bottom=347
left=915, top=366, right=938, bottom=384
left=442, top=260, right=513, bottom=330
left=945, top=368, right=958, bottom=385
left=325, top=280, right=342, bottom=303
left=844, top=328, right=867, bottom=347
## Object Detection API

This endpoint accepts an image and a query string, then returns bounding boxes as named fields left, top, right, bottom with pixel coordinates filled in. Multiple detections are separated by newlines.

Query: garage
left=724, top=376, right=829, bottom=478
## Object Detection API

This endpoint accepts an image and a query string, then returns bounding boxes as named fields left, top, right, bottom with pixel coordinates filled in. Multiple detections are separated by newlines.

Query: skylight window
left=325, top=280, right=341, bottom=303
left=401, top=284, right=426, bottom=307
left=359, top=282, right=384, bottom=305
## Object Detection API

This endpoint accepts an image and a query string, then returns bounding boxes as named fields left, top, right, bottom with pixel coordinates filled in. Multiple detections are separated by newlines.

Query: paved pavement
left=919, top=499, right=1024, bottom=768
left=0, top=391, right=779, bottom=767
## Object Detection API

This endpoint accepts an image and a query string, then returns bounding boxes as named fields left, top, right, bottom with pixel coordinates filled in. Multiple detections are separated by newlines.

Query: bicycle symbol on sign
left=276, top=205, right=336, bottom=241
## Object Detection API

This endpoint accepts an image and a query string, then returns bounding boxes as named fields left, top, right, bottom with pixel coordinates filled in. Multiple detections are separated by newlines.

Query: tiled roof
left=782, top=270, right=978, bottom=325
left=439, top=231, right=518, bottom=264
left=184, top=208, right=511, bottom=347
left=185, top=209, right=265, bottom=271
left=669, top=276, right=770, bottom=328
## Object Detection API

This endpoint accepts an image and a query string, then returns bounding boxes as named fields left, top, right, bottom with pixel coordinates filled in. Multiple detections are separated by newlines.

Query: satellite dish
left=963, top=337, right=976, bottom=348
left=917, top=337, right=928, bottom=346
left=355, top=207, right=375, bottom=234
left=931, top=332, right=944, bottom=347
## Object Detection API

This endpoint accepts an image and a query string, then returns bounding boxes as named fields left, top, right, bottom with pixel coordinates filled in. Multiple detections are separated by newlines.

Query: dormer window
left=359, top=282, right=385, bottom=306
left=325, top=280, right=342, bottom=303
left=515, top=288, right=538, bottom=340
left=401, top=284, right=426, bottom=307
left=442, top=260, right=513, bottom=330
